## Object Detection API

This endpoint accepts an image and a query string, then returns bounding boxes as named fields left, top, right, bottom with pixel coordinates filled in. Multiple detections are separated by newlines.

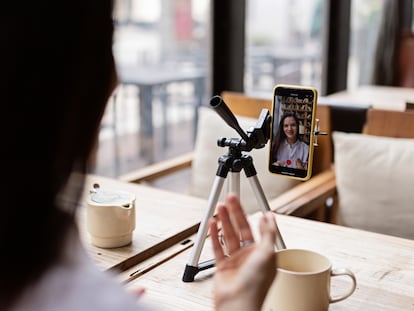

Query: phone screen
left=268, top=84, right=317, bottom=180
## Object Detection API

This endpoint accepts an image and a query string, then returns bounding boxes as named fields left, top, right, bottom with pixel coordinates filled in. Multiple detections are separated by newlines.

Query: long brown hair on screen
left=270, top=111, right=301, bottom=158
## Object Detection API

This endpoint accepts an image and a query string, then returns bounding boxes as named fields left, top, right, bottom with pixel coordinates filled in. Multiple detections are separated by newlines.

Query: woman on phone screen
left=271, top=112, right=309, bottom=169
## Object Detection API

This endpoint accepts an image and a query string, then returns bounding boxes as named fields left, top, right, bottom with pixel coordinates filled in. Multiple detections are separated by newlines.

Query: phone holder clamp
left=313, top=118, right=328, bottom=146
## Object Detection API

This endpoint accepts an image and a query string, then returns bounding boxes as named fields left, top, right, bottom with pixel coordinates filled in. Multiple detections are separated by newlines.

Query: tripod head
left=210, top=95, right=271, bottom=152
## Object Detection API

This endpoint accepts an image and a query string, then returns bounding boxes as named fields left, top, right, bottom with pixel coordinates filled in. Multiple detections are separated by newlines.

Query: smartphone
left=268, top=84, right=317, bottom=181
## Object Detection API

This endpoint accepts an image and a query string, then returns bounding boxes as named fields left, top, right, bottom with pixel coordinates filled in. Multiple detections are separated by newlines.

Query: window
left=348, top=0, right=385, bottom=89
left=94, top=0, right=211, bottom=177
left=245, top=0, right=326, bottom=93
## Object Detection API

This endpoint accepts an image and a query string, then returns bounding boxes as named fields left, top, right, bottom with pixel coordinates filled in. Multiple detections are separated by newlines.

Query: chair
left=276, top=109, right=414, bottom=239
left=119, top=91, right=333, bottom=219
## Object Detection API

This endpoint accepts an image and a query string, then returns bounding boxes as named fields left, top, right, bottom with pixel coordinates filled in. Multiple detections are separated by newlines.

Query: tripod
left=182, top=96, right=286, bottom=282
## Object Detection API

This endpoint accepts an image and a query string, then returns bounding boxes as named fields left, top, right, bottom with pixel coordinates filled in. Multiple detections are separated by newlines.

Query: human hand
left=128, top=286, right=146, bottom=298
left=296, top=158, right=305, bottom=169
left=209, top=193, right=277, bottom=311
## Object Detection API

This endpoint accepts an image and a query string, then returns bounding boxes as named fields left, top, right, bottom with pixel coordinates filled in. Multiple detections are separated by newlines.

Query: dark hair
left=271, top=112, right=301, bottom=157
left=0, top=1, right=115, bottom=309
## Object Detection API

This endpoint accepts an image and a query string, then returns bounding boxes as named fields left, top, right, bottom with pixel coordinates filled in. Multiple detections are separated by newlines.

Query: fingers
left=217, top=203, right=240, bottom=253
left=211, top=194, right=275, bottom=264
left=209, top=217, right=226, bottom=263
left=226, top=194, right=254, bottom=243
left=213, top=194, right=255, bottom=254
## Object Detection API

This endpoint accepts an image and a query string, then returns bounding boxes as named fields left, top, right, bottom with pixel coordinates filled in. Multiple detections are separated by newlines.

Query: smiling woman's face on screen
left=283, top=116, right=298, bottom=142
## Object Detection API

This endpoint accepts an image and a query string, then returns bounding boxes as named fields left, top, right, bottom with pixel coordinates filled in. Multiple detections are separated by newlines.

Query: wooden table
left=77, top=174, right=207, bottom=271
left=324, top=85, right=414, bottom=111
left=124, top=212, right=414, bottom=311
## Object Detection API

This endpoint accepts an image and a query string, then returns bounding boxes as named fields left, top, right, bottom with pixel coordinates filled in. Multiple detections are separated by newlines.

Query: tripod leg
left=247, top=175, right=286, bottom=249
left=182, top=175, right=225, bottom=282
left=247, top=175, right=270, bottom=213
left=229, top=172, right=240, bottom=196
left=242, top=157, right=287, bottom=250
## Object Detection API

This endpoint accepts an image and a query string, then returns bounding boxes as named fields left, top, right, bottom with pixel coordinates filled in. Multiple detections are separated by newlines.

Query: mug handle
left=329, top=268, right=357, bottom=303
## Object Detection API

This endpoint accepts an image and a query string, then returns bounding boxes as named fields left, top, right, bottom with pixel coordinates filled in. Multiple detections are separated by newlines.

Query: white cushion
left=333, top=131, right=414, bottom=239
left=190, top=106, right=300, bottom=214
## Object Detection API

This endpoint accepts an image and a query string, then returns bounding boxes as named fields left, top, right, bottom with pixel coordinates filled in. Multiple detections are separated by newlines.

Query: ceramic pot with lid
left=86, top=183, right=136, bottom=248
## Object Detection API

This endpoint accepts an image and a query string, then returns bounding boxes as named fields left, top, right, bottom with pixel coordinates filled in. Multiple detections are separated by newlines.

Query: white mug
left=262, top=248, right=357, bottom=311
left=86, top=183, right=136, bottom=248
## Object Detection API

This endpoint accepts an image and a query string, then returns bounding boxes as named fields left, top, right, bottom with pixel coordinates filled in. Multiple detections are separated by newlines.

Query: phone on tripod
left=268, top=84, right=318, bottom=181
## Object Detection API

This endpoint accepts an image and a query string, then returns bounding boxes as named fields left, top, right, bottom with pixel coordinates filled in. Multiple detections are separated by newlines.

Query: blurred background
left=91, top=0, right=413, bottom=179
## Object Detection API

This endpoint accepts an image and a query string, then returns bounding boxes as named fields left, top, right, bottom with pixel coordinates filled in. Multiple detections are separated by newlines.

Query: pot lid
left=89, top=183, right=135, bottom=206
